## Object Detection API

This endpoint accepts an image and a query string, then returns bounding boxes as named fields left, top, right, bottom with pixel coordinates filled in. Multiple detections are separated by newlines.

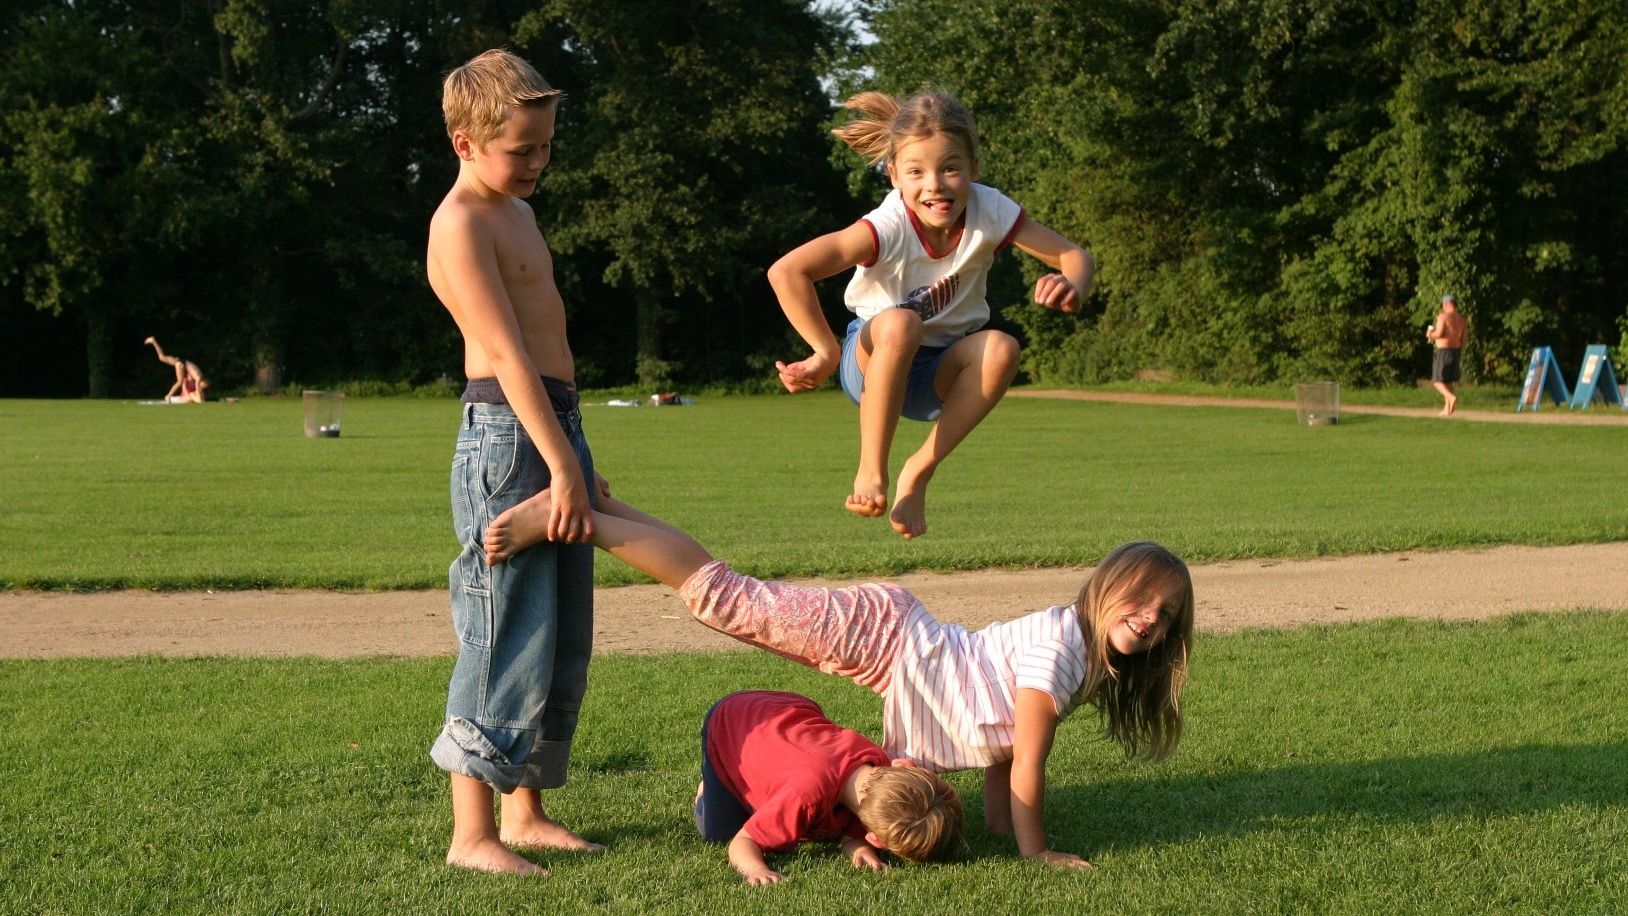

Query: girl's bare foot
left=446, top=837, right=547, bottom=875
left=847, top=472, right=888, bottom=518
left=889, top=458, right=933, bottom=540
left=484, top=493, right=554, bottom=564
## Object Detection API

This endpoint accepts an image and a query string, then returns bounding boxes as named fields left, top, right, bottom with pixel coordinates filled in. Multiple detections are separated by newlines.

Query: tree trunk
left=84, top=308, right=113, bottom=398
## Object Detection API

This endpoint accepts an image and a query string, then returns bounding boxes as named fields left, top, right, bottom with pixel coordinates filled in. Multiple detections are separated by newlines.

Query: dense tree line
left=855, top=0, right=1628, bottom=387
left=2, top=0, right=1623, bottom=397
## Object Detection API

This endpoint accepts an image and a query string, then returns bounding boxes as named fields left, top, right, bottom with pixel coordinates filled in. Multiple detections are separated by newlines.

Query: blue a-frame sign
left=1568, top=345, right=1625, bottom=409
left=1516, top=347, right=1571, bottom=412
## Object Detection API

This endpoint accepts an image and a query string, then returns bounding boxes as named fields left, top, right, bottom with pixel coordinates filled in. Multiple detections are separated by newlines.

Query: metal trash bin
left=1293, top=382, right=1339, bottom=426
left=303, top=390, right=345, bottom=438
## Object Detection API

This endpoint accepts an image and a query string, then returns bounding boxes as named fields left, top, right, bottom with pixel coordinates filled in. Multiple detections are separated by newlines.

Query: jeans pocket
left=450, top=451, right=474, bottom=543
left=480, top=428, right=521, bottom=504
left=452, top=551, right=494, bottom=648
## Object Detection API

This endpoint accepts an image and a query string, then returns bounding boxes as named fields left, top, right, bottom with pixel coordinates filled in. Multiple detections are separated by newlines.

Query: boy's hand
left=1033, top=273, right=1081, bottom=313
left=742, top=865, right=785, bottom=886
left=1032, top=849, right=1093, bottom=869
left=547, top=473, right=594, bottom=543
left=849, top=844, right=888, bottom=873
left=774, top=352, right=836, bottom=393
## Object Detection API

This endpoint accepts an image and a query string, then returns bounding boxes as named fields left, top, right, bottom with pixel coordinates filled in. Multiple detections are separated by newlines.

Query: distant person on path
left=484, top=490, right=1193, bottom=868
left=768, top=90, right=1095, bottom=540
left=425, top=48, right=605, bottom=876
left=693, top=690, right=964, bottom=884
left=143, top=337, right=208, bottom=403
left=1427, top=294, right=1469, bottom=416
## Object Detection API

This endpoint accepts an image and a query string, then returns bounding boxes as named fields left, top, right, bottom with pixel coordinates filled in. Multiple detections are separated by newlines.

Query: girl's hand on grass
left=1033, top=849, right=1093, bottom=869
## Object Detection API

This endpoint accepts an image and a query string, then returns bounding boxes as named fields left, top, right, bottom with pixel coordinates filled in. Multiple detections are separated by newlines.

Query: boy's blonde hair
left=1074, top=541, right=1194, bottom=762
left=831, top=90, right=980, bottom=169
left=856, top=765, right=964, bottom=862
left=442, top=48, right=563, bottom=145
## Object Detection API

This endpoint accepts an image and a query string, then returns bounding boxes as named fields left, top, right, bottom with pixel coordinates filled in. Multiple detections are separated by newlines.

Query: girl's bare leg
left=891, top=329, right=1020, bottom=539
left=484, top=491, right=712, bottom=589
left=850, top=309, right=923, bottom=518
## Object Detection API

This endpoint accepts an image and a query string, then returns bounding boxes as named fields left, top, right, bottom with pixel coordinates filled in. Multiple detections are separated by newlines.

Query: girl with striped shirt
left=485, top=493, right=1193, bottom=869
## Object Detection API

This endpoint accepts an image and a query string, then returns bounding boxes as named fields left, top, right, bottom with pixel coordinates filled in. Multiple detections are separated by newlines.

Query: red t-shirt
left=706, top=691, right=889, bottom=853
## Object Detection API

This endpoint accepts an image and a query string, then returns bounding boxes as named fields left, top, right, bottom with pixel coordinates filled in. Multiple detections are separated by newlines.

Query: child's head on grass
left=857, top=763, right=965, bottom=862
left=1075, top=540, right=1194, bottom=763
left=441, top=48, right=563, bottom=147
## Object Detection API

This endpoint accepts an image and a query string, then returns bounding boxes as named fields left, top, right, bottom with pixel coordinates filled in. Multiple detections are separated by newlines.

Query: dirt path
left=1009, top=388, right=1628, bottom=425
left=4, top=543, right=1624, bottom=658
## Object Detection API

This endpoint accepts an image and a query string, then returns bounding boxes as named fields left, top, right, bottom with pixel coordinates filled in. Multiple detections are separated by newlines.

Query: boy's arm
left=1010, top=687, right=1092, bottom=869
left=1010, top=219, right=1096, bottom=313
left=839, top=834, right=888, bottom=873
left=727, top=829, right=786, bottom=885
left=432, top=209, right=591, bottom=542
left=767, top=221, right=876, bottom=392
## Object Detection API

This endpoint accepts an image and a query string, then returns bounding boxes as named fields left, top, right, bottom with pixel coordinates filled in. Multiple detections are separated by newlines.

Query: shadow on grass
left=1039, top=741, right=1628, bottom=854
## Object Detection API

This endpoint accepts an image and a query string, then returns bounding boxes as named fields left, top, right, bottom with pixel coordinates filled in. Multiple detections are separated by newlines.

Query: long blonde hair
left=831, top=90, right=980, bottom=168
left=1074, top=541, right=1194, bottom=762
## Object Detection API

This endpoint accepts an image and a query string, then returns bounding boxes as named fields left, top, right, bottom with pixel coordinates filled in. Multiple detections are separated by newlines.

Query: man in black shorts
left=1426, top=294, right=1468, bottom=416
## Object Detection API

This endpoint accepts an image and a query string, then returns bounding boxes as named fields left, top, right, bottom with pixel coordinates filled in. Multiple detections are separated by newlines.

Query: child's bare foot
left=500, top=817, right=606, bottom=854
left=142, top=336, right=155, bottom=345
left=484, top=492, right=554, bottom=565
left=446, top=837, right=547, bottom=875
left=1441, top=395, right=1457, bottom=416
left=847, top=473, right=888, bottom=518
left=889, top=459, right=933, bottom=540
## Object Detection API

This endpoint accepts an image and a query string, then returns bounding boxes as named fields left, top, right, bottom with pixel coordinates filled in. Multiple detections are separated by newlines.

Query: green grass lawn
left=2, top=393, right=1626, bottom=589
left=1, top=612, right=1622, bottom=914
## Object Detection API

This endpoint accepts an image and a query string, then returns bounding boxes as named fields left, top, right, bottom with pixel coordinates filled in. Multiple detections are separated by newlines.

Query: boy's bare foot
left=484, top=493, right=553, bottom=565
left=1441, top=395, right=1457, bottom=416
left=446, top=837, right=548, bottom=875
left=889, top=458, right=933, bottom=540
left=847, top=473, right=888, bottom=518
left=500, top=817, right=606, bottom=853
left=142, top=336, right=155, bottom=345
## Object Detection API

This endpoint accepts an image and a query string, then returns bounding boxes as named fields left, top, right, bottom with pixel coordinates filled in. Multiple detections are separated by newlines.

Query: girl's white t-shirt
left=844, top=184, right=1026, bottom=348
left=882, top=602, right=1087, bottom=772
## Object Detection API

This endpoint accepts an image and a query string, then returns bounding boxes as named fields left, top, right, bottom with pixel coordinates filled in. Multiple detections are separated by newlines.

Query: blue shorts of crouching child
left=839, top=317, right=950, bottom=422
left=694, top=695, right=753, bottom=842
left=429, top=383, right=597, bottom=794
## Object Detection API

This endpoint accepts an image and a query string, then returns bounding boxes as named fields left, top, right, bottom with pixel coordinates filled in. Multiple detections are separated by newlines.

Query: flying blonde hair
left=1074, top=541, right=1194, bottom=762
left=442, top=48, right=564, bottom=145
left=857, top=765, right=965, bottom=862
left=831, top=90, right=980, bottom=168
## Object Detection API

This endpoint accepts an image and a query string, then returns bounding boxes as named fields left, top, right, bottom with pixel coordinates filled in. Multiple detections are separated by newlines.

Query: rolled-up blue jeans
left=429, top=401, right=596, bottom=793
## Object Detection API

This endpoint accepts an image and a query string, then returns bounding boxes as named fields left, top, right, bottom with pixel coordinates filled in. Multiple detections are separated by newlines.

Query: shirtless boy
left=425, top=48, right=604, bottom=875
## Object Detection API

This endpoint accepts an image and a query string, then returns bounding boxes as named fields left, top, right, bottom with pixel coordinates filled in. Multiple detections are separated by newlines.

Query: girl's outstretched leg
left=485, top=490, right=712, bottom=590
left=679, top=563, right=906, bottom=692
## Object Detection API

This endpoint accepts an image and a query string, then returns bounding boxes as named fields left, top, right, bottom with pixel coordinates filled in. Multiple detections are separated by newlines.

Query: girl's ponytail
left=832, top=91, right=903, bottom=166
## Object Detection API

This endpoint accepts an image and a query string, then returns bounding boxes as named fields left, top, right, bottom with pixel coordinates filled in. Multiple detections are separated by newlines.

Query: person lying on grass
left=694, top=689, right=963, bottom=885
left=485, top=492, right=1194, bottom=868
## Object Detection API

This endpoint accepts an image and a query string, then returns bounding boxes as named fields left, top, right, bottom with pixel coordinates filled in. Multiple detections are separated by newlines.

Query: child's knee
left=868, top=308, right=925, bottom=350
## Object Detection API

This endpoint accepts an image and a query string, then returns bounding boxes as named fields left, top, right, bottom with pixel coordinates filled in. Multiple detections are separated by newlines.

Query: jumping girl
left=767, top=90, right=1095, bottom=539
